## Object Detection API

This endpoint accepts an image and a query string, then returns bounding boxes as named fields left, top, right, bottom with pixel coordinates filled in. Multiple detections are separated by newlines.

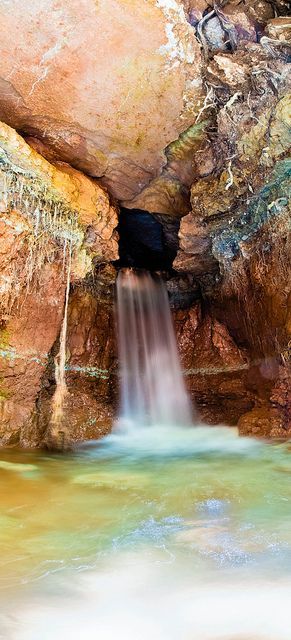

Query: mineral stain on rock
left=0, top=0, right=290, bottom=445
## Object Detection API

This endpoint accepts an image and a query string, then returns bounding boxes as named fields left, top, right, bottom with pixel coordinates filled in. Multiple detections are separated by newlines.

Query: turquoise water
left=0, top=425, right=291, bottom=639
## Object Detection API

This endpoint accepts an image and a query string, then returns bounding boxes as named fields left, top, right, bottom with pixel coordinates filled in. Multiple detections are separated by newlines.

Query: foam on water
left=84, top=424, right=262, bottom=459
left=1, top=431, right=291, bottom=640
left=6, top=552, right=291, bottom=640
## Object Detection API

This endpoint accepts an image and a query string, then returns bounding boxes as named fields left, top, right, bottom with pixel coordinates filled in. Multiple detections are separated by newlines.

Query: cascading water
left=116, top=269, right=193, bottom=431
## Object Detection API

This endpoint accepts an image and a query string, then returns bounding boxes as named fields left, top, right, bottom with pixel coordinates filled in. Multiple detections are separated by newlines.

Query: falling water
left=116, top=269, right=192, bottom=431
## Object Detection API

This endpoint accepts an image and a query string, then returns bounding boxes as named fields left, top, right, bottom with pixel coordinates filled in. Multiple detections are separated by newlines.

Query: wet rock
left=39, top=391, right=114, bottom=445
left=127, top=121, right=210, bottom=217
left=271, top=365, right=291, bottom=429
left=166, top=274, right=200, bottom=309
left=35, top=284, right=117, bottom=445
left=0, top=123, right=119, bottom=445
left=0, top=1, right=290, bottom=445
left=0, top=122, right=119, bottom=270
left=174, top=216, right=218, bottom=276
left=0, top=262, right=66, bottom=446
left=174, top=45, right=290, bottom=294
left=238, top=407, right=286, bottom=438
left=174, top=305, right=253, bottom=424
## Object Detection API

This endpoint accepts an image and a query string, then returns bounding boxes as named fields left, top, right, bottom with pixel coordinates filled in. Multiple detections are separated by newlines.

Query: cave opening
left=116, top=208, right=180, bottom=273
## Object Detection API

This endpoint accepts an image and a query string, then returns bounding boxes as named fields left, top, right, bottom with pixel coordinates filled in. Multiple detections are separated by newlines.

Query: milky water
left=1, top=426, right=291, bottom=639
left=116, top=270, right=193, bottom=430
left=1, top=270, right=290, bottom=638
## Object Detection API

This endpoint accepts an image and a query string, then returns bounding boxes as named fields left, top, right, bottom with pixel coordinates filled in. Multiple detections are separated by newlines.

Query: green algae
left=0, top=328, right=10, bottom=349
left=166, top=119, right=209, bottom=164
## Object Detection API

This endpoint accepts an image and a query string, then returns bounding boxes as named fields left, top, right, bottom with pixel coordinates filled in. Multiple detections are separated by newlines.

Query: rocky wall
left=0, top=1, right=290, bottom=446
left=0, top=124, right=118, bottom=446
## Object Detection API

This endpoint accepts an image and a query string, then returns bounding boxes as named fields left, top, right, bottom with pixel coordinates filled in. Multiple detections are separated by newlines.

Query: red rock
left=238, top=407, right=286, bottom=438
left=271, top=365, right=291, bottom=429
left=174, top=305, right=252, bottom=424
left=0, top=262, right=66, bottom=445
left=0, top=123, right=119, bottom=445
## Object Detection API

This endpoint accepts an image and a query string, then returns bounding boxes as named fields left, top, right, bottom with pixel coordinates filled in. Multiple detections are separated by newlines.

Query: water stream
left=116, top=269, right=192, bottom=430
left=0, top=269, right=291, bottom=639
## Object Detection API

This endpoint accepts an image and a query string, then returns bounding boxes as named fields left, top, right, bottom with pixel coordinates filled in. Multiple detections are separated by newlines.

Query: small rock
left=204, top=16, right=226, bottom=51
left=223, top=5, right=257, bottom=42
left=265, top=17, right=291, bottom=43
left=244, top=0, right=275, bottom=26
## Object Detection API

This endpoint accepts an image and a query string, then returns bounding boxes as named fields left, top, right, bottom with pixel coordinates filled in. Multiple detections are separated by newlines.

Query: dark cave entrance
left=116, top=208, right=180, bottom=272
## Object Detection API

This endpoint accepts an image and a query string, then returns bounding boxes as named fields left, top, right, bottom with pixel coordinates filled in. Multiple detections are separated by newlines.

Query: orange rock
left=238, top=407, right=286, bottom=438
left=0, top=0, right=203, bottom=211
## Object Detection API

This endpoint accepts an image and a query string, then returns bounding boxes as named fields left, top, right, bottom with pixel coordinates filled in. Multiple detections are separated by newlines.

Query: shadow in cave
left=116, top=208, right=179, bottom=272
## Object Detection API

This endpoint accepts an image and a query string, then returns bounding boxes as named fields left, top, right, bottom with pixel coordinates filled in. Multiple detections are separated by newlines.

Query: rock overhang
left=0, top=0, right=204, bottom=212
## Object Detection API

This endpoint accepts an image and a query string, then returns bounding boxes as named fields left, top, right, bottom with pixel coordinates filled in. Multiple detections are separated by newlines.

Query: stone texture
left=270, top=365, right=291, bottom=428
left=265, top=17, right=291, bottom=42
left=34, top=276, right=118, bottom=446
left=222, top=4, right=257, bottom=42
left=174, top=45, right=291, bottom=349
left=0, top=262, right=66, bottom=445
left=0, top=124, right=119, bottom=445
left=175, top=48, right=290, bottom=257
left=0, top=1, right=290, bottom=445
left=238, top=359, right=290, bottom=439
left=0, top=0, right=204, bottom=213
left=0, top=122, right=119, bottom=270
left=238, top=407, right=285, bottom=438
left=174, top=304, right=255, bottom=424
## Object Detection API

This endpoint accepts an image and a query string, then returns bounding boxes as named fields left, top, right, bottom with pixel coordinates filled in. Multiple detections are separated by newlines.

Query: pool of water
left=1, top=425, right=291, bottom=639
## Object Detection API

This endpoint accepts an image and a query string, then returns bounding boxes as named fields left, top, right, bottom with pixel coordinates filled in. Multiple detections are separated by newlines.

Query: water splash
left=115, top=269, right=192, bottom=431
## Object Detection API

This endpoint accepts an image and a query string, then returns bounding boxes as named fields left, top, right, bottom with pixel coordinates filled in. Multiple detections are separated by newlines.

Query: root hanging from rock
left=46, top=243, right=72, bottom=451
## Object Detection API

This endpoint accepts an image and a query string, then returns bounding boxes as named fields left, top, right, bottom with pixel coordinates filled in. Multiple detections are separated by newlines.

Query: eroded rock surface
left=0, top=124, right=118, bottom=445
left=0, top=0, right=290, bottom=445
left=174, top=304, right=255, bottom=424
left=35, top=274, right=117, bottom=445
left=0, top=0, right=203, bottom=212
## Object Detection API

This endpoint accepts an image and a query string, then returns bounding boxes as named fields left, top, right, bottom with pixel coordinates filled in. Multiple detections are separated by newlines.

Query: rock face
left=0, top=0, right=290, bottom=445
left=35, top=273, right=118, bottom=446
left=0, top=0, right=203, bottom=212
left=0, top=261, right=66, bottom=445
left=0, top=123, right=118, bottom=445
left=170, top=13, right=291, bottom=436
left=174, top=305, right=254, bottom=425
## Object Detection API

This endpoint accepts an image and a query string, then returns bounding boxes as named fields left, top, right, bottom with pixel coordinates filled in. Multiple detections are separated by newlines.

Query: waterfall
left=116, top=269, right=192, bottom=431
